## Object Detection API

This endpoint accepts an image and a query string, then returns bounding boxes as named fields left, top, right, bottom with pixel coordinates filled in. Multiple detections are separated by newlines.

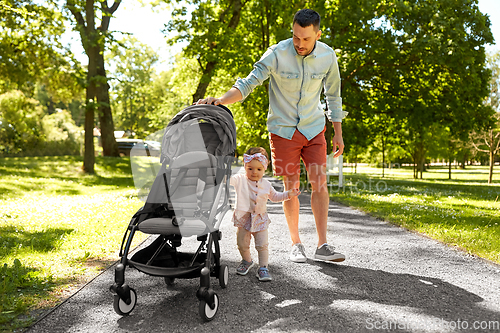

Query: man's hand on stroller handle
left=195, top=88, right=243, bottom=106
left=195, top=96, right=222, bottom=105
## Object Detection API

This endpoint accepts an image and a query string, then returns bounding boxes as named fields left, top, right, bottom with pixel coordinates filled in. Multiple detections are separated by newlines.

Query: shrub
left=39, top=109, right=82, bottom=156
left=0, top=90, right=44, bottom=155
left=0, top=91, right=82, bottom=157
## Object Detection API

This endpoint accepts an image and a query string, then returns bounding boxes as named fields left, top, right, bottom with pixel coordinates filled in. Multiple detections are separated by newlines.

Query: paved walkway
left=27, top=177, right=500, bottom=333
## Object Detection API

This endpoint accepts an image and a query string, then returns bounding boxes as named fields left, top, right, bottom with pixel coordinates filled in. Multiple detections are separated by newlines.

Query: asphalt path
left=27, top=176, right=500, bottom=333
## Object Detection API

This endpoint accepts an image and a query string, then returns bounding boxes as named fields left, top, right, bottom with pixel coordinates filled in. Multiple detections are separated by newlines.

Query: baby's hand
left=288, top=188, right=301, bottom=197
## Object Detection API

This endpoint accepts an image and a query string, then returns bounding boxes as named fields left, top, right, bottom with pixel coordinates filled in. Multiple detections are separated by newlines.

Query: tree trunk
left=489, top=150, right=494, bottom=184
left=192, top=60, right=217, bottom=103
left=83, top=45, right=98, bottom=173
left=67, top=0, right=121, bottom=168
left=413, top=155, right=417, bottom=179
left=382, top=136, right=385, bottom=178
left=83, top=93, right=95, bottom=173
left=420, top=155, right=425, bottom=179
left=460, top=154, right=466, bottom=169
left=489, top=131, right=495, bottom=184
left=96, top=51, right=118, bottom=156
left=191, top=0, right=245, bottom=103
left=325, top=115, right=333, bottom=155
left=448, top=158, right=452, bottom=180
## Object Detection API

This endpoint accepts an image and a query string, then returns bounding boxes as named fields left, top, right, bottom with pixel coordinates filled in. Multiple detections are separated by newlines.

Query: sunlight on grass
left=330, top=166, right=500, bottom=264
left=346, top=164, right=500, bottom=183
left=0, top=156, right=135, bottom=200
left=1, top=191, right=144, bottom=267
left=0, top=156, right=148, bottom=331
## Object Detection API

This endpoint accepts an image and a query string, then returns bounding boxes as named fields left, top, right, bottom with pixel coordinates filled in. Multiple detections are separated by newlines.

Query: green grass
left=329, top=165, right=500, bottom=264
left=0, top=156, right=147, bottom=332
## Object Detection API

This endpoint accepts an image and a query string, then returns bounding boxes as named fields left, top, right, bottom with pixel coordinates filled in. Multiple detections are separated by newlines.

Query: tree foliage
left=164, top=0, right=494, bottom=170
left=0, top=90, right=83, bottom=156
left=107, top=37, right=161, bottom=138
left=0, top=0, right=83, bottom=99
left=164, top=0, right=252, bottom=103
left=471, top=51, right=500, bottom=183
left=316, top=0, right=494, bottom=177
left=0, top=90, right=44, bottom=155
left=3, top=0, right=496, bottom=180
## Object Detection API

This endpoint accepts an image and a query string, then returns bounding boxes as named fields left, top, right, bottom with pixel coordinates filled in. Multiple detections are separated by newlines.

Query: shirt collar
left=292, top=40, right=318, bottom=58
left=308, top=42, right=318, bottom=58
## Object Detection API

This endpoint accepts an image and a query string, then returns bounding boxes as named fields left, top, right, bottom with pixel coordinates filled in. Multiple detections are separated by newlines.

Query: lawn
left=0, top=156, right=147, bottom=332
left=329, top=165, right=500, bottom=264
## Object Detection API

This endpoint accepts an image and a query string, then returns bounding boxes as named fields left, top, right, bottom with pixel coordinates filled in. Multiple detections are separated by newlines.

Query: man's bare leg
left=283, top=174, right=301, bottom=245
left=307, top=164, right=329, bottom=247
left=308, top=164, right=345, bottom=261
left=283, top=174, right=309, bottom=262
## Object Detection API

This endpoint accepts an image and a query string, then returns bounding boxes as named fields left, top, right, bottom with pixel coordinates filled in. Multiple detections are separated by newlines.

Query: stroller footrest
left=138, top=217, right=209, bottom=236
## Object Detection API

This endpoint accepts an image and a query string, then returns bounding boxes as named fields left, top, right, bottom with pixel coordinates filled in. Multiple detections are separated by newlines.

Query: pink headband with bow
left=243, top=153, right=268, bottom=169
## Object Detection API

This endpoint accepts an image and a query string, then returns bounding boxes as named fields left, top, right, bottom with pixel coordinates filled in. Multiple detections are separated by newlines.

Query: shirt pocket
left=307, top=73, right=326, bottom=92
left=279, top=72, right=301, bottom=92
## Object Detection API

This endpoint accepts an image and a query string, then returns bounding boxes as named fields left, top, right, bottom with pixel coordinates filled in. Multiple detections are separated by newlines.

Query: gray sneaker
left=256, top=267, right=272, bottom=281
left=236, top=260, right=254, bottom=275
left=290, top=243, right=307, bottom=263
left=314, top=244, right=345, bottom=262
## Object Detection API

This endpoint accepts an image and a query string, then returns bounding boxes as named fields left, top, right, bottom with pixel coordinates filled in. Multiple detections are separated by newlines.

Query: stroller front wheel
left=199, top=293, right=219, bottom=321
left=113, top=288, right=137, bottom=316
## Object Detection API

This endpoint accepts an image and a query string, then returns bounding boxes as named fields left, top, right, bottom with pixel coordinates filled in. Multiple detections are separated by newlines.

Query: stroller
left=110, top=104, right=236, bottom=321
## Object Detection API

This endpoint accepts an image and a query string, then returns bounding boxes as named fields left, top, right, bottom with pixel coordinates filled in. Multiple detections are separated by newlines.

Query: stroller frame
left=110, top=105, right=236, bottom=322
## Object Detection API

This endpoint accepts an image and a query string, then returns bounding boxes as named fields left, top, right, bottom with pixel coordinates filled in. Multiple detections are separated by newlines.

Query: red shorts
left=269, top=128, right=327, bottom=176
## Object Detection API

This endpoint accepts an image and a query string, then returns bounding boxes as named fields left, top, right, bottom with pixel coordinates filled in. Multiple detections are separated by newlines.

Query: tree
left=165, top=0, right=250, bottom=103
left=66, top=0, right=121, bottom=173
left=320, top=0, right=494, bottom=178
left=369, top=113, right=402, bottom=177
left=0, top=0, right=83, bottom=98
left=164, top=0, right=494, bottom=165
left=471, top=51, right=500, bottom=184
left=471, top=114, right=500, bottom=183
left=107, top=37, right=160, bottom=138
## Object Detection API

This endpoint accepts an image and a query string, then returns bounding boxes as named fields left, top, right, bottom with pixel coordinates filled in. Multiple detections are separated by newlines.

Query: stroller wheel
left=199, top=293, right=219, bottom=321
left=113, top=288, right=137, bottom=316
left=219, top=264, right=229, bottom=289
left=164, top=277, right=175, bottom=286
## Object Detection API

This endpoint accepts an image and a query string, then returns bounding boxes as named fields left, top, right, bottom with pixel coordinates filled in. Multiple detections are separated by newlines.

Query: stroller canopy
left=161, top=104, right=236, bottom=163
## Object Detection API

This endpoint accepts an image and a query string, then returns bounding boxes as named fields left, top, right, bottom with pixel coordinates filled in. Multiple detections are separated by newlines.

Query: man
left=196, top=9, right=346, bottom=263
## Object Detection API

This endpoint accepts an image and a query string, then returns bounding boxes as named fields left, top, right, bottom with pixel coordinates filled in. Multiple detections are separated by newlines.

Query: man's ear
left=316, top=30, right=322, bottom=40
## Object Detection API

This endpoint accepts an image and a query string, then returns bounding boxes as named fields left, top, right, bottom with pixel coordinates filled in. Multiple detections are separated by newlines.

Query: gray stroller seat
left=138, top=151, right=218, bottom=237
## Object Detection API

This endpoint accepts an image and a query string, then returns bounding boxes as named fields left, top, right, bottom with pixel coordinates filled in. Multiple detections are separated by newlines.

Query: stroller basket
left=129, top=235, right=208, bottom=279
left=110, top=104, right=236, bottom=322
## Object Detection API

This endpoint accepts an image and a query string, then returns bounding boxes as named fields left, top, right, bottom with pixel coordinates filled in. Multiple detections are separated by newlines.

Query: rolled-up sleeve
left=233, top=48, right=276, bottom=101
left=324, top=51, right=347, bottom=123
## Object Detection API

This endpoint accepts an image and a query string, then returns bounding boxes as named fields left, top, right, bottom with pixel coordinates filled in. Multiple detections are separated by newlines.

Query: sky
left=64, top=0, right=500, bottom=72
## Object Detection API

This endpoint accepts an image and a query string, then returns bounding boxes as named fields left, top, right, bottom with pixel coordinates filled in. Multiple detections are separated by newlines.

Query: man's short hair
left=293, top=9, right=321, bottom=31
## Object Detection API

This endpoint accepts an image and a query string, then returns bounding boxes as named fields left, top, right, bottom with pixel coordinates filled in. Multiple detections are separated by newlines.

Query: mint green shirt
left=233, top=38, right=346, bottom=140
